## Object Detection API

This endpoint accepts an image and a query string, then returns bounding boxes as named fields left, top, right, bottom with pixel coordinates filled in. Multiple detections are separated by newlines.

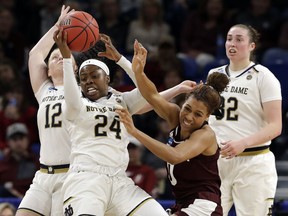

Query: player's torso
left=68, top=93, right=130, bottom=169
left=209, top=66, right=265, bottom=141
left=166, top=127, right=221, bottom=200
left=37, top=85, right=71, bottom=165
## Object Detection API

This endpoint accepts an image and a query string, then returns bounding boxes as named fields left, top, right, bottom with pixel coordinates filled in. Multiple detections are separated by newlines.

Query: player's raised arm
left=98, top=33, right=139, bottom=86
left=28, top=5, right=74, bottom=93
left=132, top=40, right=180, bottom=126
left=53, top=27, right=82, bottom=120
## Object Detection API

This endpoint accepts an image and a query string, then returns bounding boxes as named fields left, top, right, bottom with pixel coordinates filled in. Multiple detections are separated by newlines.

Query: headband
left=79, top=59, right=110, bottom=76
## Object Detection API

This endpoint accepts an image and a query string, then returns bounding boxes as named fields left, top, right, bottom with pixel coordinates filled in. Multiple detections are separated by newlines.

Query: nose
left=86, top=76, right=93, bottom=84
left=185, top=112, right=194, bottom=121
left=228, top=40, right=235, bottom=47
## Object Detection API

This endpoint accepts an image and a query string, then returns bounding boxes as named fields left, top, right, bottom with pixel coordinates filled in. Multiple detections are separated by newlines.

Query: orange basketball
left=60, top=11, right=100, bottom=52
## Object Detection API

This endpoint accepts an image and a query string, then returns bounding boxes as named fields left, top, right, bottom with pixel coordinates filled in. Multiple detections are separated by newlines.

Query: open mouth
left=86, top=87, right=98, bottom=96
left=229, top=48, right=236, bottom=54
left=183, top=118, right=192, bottom=127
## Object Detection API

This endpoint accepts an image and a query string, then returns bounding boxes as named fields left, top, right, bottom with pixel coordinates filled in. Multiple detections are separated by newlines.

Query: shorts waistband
left=238, top=145, right=270, bottom=156
left=40, top=164, right=70, bottom=174
left=70, top=163, right=125, bottom=177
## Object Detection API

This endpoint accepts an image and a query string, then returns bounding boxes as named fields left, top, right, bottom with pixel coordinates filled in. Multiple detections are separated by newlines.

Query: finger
left=58, top=27, right=63, bottom=40
left=100, top=34, right=109, bottom=43
left=63, top=6, right=70, bottom=15
left=134, top=40, right=139, bottom=55
left=63, top=30, right=68, bottom=43
left=226, top=154, right=234, bottom=159
left=220, top=143, right=229, bottom=150
left=53, top=30, right=59, bottom=40
left=220, top=148, right=229, bottom=155
left=97, top=52, right=105, bottom=57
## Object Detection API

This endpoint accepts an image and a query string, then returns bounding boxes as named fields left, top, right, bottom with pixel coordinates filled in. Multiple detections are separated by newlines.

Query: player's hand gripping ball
left=60, top=11, right=100, bottom=52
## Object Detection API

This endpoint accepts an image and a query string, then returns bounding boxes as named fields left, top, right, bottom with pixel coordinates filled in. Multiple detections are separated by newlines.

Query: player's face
left=225, top=26, right=255, bottom=62
left=79, top=65, right=110, bottom=101
left=48, top=49, right=78, bottom=79
left=179, top=96, right=209, bottom=132
left=48, top=49, right=63, bottom=78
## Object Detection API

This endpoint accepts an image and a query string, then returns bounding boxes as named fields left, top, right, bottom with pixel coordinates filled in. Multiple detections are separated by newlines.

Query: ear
left=250, top=42, right=256, bottom=51
left=74, top=65, right=78, bottom=74
left=106, top=75, right=110, bottom=84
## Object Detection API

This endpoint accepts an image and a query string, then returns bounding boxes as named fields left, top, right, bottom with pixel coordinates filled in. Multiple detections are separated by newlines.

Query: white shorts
left=181, top=199, right=218, bottom=216
left=218, top=151, right=277, bottom=216
left=62, top=164, right=167, bottom=216
left=18, top=170, right=68, bottom=216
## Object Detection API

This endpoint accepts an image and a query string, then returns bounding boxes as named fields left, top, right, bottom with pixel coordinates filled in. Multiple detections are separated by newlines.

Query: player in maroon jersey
left=116, top=41, right=229, bottom=215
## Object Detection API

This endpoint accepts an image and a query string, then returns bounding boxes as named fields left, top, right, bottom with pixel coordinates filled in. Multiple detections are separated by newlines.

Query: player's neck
left=52, top=78, right=64, bottom=87
left=229, top=59, right=251, bottom=71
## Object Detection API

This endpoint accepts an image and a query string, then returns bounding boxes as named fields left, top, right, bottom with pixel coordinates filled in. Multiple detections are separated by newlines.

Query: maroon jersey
left=166, top=124, right=222, bottom=214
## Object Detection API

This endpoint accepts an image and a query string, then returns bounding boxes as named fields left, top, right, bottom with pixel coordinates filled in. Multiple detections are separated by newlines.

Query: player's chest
left=222, top=74, right=258, bottom=98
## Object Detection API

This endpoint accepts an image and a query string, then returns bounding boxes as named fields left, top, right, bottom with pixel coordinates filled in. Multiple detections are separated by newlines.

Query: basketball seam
left=65, top=12, right=99, bottom=52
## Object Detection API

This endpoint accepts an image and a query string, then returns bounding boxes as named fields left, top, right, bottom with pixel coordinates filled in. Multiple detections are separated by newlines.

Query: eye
left=184, top=106, right=191, bottom=112
left=80, top=76, right=87, bottom=82
left=92, top=74, right=98, bottom=79
left=195, top=112, right=203, bottom=117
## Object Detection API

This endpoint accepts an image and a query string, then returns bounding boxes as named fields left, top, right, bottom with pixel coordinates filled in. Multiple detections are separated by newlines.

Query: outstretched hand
left=53, top=27, right=71, bottom=59
left=115, top=107, right=137, bottom=136
left=98, top=34, right=122, bottom=61
left=56, top=5, right=75, bottom=26
left=132, top=40, right=147, bottom=75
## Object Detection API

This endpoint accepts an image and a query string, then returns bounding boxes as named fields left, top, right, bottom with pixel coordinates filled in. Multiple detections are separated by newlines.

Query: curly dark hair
left=186, top=72, right=229, bottom=114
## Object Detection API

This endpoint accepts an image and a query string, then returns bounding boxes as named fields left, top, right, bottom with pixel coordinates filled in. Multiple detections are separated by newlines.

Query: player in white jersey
left=16, top=6, right=75, bottom=216
left=53, top=28, right=177, bottom=216
left=208, top=24, right=282, bottom=216
left=17, top=6, right=195, bottom=216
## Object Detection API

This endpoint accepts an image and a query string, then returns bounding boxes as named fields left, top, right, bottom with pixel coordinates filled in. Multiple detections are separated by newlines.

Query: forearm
left=63, top=58, right=81, bottom=118
left=29, top=25, right=58, bottom=58
left=137, top=85, right=180, bottom=114
left=117, top=56, right=137, bottom=87
left=242, top=122, right=282, bottom=148
left=132, top=129, right=176, bottom=163
left=135, top=71, right=159, bottom=104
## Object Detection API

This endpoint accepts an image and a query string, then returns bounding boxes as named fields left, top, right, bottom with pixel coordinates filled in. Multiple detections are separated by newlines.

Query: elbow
left=166, top=153, right=184, bottom=165
left=29, top=48, right=37, bottom=57
left=274, top=121, right=282, bottom=137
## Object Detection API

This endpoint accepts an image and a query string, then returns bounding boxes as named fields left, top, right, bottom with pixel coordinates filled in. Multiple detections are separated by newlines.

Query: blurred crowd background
left=0, top=0, right=288, bottom=208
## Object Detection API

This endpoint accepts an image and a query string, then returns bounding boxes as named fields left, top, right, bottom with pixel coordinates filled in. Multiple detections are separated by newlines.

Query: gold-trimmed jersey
left=66, top=90, right=146, bottom=172
left=208, top=62, right=282, bottom=146
left=35, top=80, right=71, bottom=165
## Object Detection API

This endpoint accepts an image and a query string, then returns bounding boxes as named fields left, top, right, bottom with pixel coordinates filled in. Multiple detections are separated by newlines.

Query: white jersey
left=35, top=81, right=71, bottom=165
left=63, top=58, right=147, bottom=172
left=208, top=62, right=282, bottom=146
left=67, top=91, right=146, bottom=171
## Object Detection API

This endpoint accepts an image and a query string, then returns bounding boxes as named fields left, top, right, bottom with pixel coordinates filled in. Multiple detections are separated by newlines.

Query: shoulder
left=254, top=64, right=279, bottom=82
left=190, top=124, right=216, bottom=142
left=208, top=65, right=227, bottom=75
left=34, top=79, right=54, bottom=101
left=254, top=64, right=272, bottom=74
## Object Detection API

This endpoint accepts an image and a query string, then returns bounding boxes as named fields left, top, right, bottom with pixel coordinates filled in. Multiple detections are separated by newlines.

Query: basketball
left=60, top=11, right=100, bottom=52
